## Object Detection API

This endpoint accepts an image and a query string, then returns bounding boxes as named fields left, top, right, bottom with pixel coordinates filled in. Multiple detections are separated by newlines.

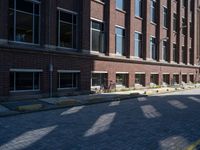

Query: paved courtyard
left=0, top=89, right=200, bottom=150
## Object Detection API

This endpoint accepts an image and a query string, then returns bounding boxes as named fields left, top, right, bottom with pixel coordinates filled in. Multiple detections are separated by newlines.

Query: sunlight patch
left=109, top=101, right=120, bottom=106
left=137, top=97, right=148, bottom=102
left=168, top=100, right=187, bottom=109
left=141, top=105, right=161, bottom=119
left=188, top=96, right=200, bottom=103
left=0, top=125, right=57, bottom=150
left=60, top=106, right=85, bottom=116
left=160, top=136, right=189, bottom=150
left=84, top=112, right=116, bottom=137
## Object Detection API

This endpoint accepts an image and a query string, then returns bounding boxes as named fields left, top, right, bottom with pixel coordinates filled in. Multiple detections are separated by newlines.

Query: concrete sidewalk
left=0, top=84, right=200, bottom=117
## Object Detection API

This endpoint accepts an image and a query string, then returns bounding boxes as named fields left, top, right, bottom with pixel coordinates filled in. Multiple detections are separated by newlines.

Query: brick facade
left=0, top=0, right=199, bottom=101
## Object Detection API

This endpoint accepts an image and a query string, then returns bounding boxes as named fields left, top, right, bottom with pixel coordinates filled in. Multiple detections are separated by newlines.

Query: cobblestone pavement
left=0, top=89, right=200, bottom=150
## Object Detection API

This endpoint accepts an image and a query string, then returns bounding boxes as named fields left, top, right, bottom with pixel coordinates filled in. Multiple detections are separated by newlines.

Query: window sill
left=8, top=40, right=40, bottom=46
left=150, top=22, right=157, bottom=26
left=116, top=8, right=126, bottom=14
left=57, top=88, right=78, bottom=90
left=135, top=16, right=143, bottom=20
left=92, top=0, right=105, bottom=5
left=10, top=90, right=40, bottom=93
left=163, top=26, right=168, bottom=30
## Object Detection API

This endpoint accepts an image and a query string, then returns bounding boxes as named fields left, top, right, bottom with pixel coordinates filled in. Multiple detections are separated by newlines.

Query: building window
left=182, top=46, right=187, bottom=64
left=173, top=13, right=178, bottom=32
left=58, top=72, right=80, bottom=89
left=135, top=74, right=145, bottom=86
left=163, top=74, right=170, bottom=86
left=9, top=0, right=40, bottom=44
left=190, top=22, right=192, bottom=38
left=173, top=43, right=178, bottom=63
left=115, top=27, right=125, bottom=55
left=189, top=74, right=194, bottom=83
left=182, top=0, right=186, bottom=7
left=135, top=0, right=142, bottom=18
left=116, top=74, right=128, bottom=87
left=57, top=9, right=77, bottom=49
left=163, top=6, right=168, bottom=28
left=10, top=71, right=40, bottom=91
left=173, top=74, right=179, bottom=85
left=182, top=17, right=186, bottom=35
left=150, top=0, right=156, bottom=23
left=162, top=40, right=168, bottom=61
left=150, top=74, right=159, bottom=85
left=150, top=36, right=157, bottom=60
left=182, top=75, right=187, bottom=83
left=189, top=48, right=193, bottom=64
left=91, top=21, right=105, bottom=53
left=134, top=32, right=142, bottom=58
left=91, top=73, right=107, bottom=87
left=116, top=0, right=124, bottom=11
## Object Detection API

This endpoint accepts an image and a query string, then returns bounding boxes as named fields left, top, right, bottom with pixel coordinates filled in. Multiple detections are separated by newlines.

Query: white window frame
left=10, top=69, right=42, bottom=92
left=57, top=70, right=80, bottom=90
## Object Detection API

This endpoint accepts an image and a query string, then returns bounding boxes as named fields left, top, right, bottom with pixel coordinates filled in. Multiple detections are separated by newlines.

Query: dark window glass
left=173, top=13, right=178, bottom=32
left=58, top=73, right=79, bottom=89
left=150, top=37, right=157, bottom=60
left=163, top=40, right=168, bottom=61
left=163, top=6, right=168, bottom=28
left=150, top=74, right=159, bottom=85
left=163, top=74, right=170, bottom=85
left=9, top=0, right=40, bottom=44
left=92, top=73, right=107, bottom=86
left=91, top=21, right=105, bottom=53
left=135, top=74, right=145, bottom=86
left=116, top=74, right=127, bottom=86
left=150, top=0, right=156, bottom=23
left=58, top=10, right=77, bottom=49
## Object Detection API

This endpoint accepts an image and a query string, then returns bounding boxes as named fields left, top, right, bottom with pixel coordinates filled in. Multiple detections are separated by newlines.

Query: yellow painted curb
left=56, top=99, right=80, bottom=107
left=17, top=104, right=43, bottom=111
left=187, top=139, right=200, bottom=150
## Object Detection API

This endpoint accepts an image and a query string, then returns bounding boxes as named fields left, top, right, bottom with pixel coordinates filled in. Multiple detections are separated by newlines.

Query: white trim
left=116, top=72, right=129, bottom=74
left=135, top=72, right=145, bottom=74
left=163, top=73, right=170, bottom=75
left=189, top=73, right=194, bottom=75
left=135, top=30, right=142, bottom=34
left=10, top=69, right=43, bottom=72
left=57, top=7, right=78, bottom=15
left=92, top=71, right=108, bottom=74
left=91, top=17, right=104, bottom=23
left=57, top=70, right=80, bottom=73
left=151, top=72, right=159, bottom=74
left=173, top=73, right=179, bottom=75
left=182, top=73, right=187, bottom=75
left=115, top=25, right=125, bottom=29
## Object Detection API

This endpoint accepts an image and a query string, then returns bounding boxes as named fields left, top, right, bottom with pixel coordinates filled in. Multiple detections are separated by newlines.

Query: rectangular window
left=173, top=43, right=178, bottom=63
left=182, top=46, right=186, bottom=64
left=150, top=0, right=156, bottom=23
left=173, top=13, right=178, bottom=32
left=163, top=6, right=168, bottom=28
left=116, top=0, right=124, bottom=11
left=162, top=40, right=168, bottom=61
left=182, top=0, right=186, bottom=7
left=57, top=9, right=77, bottom=49
left=190, top=22, right=192, bottom=38
left=135, top=0, right=142, bottom=18
left=10, top=71, right=40, bottom=91
left=135, top=74, right=145, bottom=86
left=150, top=36, right=157, bottom=60
left=58, top=72, right=80, bottom=89
left=189, top=74, right=194, bottom=83
left=182, top=17, right=186, bottom=35
left=116, top=74, right=128, bottom=87
left=150, top=74, right=159, bottom=85
left=182, top=75, right=187, bottom=83
left=163, top=74, right=170, bottom=86
left=9, top=0, right=40, bottom=44
left=91, top=21, right=105, bottom=53
left=91, top=73, right=107, bottom=87
left=134, top=32, right=142, bottom=58
left=189, top=48, right=193, bottom=64
left=115, top=27, right=125, bottom=55
left=173, top=74, right=179, bottom=85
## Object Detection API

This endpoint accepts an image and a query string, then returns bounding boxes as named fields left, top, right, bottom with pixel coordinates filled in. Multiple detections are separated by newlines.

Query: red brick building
left=0, top=0, right=199, bottom=101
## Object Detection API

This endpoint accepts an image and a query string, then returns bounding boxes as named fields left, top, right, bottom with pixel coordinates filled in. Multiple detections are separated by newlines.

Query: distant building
left=0, top=0, right=199, bottom=101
